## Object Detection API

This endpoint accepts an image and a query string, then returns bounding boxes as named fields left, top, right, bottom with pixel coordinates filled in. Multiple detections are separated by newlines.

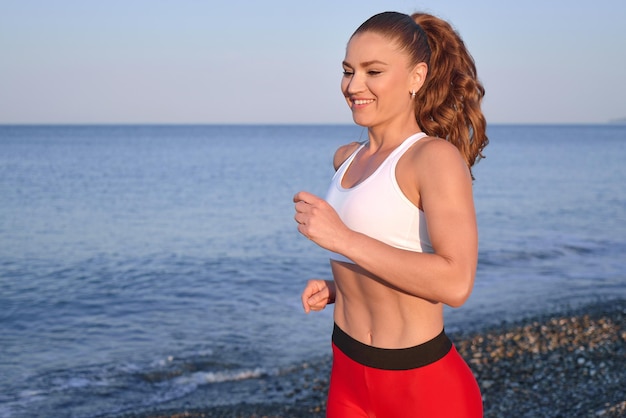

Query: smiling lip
left=351, top=98, right=375, bottom=106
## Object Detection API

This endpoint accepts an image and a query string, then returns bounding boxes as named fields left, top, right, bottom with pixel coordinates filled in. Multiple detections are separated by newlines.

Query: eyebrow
left=342, top=60, right=389, bottom=68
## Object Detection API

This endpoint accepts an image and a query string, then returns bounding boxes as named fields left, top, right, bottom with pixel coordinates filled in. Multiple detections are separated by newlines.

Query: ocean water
left=0, top=124, right=624, bottom=417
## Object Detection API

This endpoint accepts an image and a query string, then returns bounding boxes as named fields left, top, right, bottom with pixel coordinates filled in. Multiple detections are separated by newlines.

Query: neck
left=366, top=115, right=421, bottom=151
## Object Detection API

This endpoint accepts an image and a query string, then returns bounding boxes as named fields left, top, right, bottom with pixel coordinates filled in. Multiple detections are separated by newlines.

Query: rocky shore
left=121, top=299, right=625, bottom=418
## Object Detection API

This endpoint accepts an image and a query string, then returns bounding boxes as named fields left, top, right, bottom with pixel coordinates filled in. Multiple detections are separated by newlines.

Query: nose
left=342, top=72, right=365, bottom=96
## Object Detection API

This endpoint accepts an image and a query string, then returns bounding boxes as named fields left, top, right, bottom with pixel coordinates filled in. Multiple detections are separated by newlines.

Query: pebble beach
left=119, top=298, right=625, bottom=418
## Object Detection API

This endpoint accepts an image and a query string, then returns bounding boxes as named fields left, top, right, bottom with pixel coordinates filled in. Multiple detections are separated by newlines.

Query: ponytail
left=411, top=13, right=488, bottom=169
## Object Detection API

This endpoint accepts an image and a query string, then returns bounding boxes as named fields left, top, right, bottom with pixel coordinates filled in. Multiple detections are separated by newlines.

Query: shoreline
left=117, top=299, right=625, bottom=418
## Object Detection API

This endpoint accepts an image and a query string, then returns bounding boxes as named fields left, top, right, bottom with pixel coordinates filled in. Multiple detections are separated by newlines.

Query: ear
left=410, top=62, right=428, bottom=93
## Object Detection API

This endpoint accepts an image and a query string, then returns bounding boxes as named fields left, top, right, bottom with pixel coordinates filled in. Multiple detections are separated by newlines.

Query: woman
left=294, top=11, right=488, bottom=417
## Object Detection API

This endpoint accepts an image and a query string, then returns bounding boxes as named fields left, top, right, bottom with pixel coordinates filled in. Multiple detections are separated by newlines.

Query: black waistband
left=332, top=323, right=452, bottom=371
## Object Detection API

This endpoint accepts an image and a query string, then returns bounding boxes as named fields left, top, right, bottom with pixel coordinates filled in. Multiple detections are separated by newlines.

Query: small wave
left=172, top=367, right=266, bottom=386
left=0, top=363, right=269, bottom=418
left=478, top=240, right=610, bottom=268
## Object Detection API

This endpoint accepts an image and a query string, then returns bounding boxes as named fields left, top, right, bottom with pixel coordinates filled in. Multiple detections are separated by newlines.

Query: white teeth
left=353, top=99, right=374, bottom=105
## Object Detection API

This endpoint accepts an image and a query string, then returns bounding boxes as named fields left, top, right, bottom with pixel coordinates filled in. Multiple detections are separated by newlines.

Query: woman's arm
left=301, top=279, right=336, bottom=313
left=298, top=142, right=358, bottom=315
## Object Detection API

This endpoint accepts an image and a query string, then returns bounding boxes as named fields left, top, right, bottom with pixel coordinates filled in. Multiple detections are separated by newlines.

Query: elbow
left=446, top=290, right=471, bottom=308
left=444, top=270, right=475, bottom=308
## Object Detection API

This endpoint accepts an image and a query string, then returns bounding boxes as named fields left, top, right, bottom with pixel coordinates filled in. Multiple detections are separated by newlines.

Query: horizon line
left=1, top=121, right=625, bottom=127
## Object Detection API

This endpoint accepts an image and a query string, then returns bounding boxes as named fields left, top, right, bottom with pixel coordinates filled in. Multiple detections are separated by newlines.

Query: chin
left=351, top=114, right=374, bottom=128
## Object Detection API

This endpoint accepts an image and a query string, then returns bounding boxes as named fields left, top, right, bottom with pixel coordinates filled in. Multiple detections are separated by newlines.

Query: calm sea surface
left=1, top=124, right=624, bottom=417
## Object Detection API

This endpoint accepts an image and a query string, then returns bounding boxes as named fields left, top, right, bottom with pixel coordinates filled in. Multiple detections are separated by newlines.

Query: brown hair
left=352, top=11, right=488, bottom=169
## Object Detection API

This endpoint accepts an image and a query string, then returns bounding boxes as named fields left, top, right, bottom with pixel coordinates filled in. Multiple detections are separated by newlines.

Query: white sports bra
left=326, top=132, right=433, bottom=263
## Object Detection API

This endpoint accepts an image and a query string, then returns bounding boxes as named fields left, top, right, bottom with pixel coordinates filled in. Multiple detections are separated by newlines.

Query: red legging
left=327, top=325, right=483, bottom=418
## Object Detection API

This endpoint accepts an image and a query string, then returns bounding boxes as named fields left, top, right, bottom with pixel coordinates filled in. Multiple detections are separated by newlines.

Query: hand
left=301, top=279, right=336, bottom=313
left=293, top=191, right=348, bottom=252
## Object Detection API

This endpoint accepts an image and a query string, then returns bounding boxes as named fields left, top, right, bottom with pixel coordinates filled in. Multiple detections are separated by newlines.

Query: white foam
left=173, top=367, right=265, bottom=386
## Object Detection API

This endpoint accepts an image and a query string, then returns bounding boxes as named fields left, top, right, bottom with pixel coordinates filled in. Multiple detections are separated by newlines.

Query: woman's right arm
left=333, top=141, right=362, bottom=170
left=301, top=279, right=336, bottom=313
left=299, top=142, right=359, bottom=314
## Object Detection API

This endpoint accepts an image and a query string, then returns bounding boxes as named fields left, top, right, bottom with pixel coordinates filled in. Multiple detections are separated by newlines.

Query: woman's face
left=341, top=31, right=416, bottom=129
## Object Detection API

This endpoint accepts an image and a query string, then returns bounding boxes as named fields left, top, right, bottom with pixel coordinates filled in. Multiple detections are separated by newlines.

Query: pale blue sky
left=1, top=0, right=625, bottom=124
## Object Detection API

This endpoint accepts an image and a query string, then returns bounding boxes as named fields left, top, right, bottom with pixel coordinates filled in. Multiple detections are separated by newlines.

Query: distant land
left=608, top=117, right=626, bottom=124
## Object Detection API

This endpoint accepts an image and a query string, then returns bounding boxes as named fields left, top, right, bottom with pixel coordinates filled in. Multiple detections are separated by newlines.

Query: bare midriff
left=331, top=260, right=444, bottom=349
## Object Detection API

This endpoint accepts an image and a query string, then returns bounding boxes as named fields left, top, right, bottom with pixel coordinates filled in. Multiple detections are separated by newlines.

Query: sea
left=1, top=124, right=624, bottom=417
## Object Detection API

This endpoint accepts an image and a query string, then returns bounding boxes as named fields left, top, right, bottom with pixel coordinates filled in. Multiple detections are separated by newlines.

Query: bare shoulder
left=333, top=141, right=362, bottom=171
left=407, top=136, right=469, bottom=176
left=397, top=136, right=472, bottom=199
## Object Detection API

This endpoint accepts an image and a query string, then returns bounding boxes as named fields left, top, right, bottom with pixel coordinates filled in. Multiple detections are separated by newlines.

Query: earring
left=410, top=90, right=416, bottom=99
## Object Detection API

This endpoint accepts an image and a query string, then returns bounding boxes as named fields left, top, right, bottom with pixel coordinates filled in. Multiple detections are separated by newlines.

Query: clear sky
left=1, top=0, right=625, bottom=125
